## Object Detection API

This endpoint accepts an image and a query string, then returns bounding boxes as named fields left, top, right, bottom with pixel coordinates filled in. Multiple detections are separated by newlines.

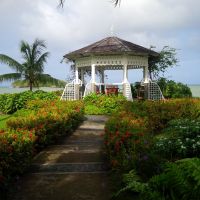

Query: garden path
left=8, top=115, right=113, bottom=200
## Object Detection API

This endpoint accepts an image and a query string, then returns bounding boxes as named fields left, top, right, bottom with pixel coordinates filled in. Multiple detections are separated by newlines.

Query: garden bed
left=104, top=99, right=200, bottom=199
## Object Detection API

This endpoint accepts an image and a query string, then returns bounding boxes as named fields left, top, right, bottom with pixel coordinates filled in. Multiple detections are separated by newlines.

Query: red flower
left=115, top=131, right=119, bottom=136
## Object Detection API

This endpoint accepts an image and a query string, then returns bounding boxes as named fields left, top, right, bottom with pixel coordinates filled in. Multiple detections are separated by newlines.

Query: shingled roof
left=64, top=37, right=159, bottom=60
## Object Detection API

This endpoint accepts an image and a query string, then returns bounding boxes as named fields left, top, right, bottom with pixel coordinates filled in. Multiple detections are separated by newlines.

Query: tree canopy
left=149, top=46, right=178, bottom=79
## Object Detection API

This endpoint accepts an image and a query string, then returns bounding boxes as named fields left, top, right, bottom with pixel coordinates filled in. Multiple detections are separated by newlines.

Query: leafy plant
left=0, top=90, right=58, bottom=114
left=116, top=158, right=200, bottom=200
left=84, top=93, right=126, bottom=115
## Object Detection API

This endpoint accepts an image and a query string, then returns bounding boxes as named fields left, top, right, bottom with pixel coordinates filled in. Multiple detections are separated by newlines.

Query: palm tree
left=0, top=39, right=60, bottom=91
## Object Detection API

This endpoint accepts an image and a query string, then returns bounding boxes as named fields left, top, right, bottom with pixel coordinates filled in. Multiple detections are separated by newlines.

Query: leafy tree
left=149, top=46, right=178, bottom=79
left=157, top=77, right=192, bottom=98
left=0, top=39, right=61, bottom=91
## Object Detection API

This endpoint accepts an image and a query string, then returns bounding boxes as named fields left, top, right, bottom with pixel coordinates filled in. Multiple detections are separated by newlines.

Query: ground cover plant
left=104, top=98, right=200, bottom=200
left=0, top=99, right=84, bottom=195
left=84, top=93, right=126, bottom=115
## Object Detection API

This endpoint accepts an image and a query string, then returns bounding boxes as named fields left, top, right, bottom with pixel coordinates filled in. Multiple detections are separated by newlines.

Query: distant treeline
left=12, top=79, right=66, bottom=88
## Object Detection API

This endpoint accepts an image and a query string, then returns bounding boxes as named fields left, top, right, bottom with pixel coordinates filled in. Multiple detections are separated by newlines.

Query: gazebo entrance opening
left=61, top=37, right=164, bottom=101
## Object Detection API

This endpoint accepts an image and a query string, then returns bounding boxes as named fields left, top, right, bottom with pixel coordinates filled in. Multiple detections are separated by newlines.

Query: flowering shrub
left=121, top=99, right=200, bottom=133
left=0, top=100, right=84, bottom=188
left=104, top=111, right=150, bottom=170
left=154, top=118, right=200, bottom=160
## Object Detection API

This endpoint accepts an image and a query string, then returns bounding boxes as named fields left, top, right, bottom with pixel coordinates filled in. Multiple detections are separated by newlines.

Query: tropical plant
left=116, top=158, right=200, bottom=200
left=0, top=39, right=60, bottom=91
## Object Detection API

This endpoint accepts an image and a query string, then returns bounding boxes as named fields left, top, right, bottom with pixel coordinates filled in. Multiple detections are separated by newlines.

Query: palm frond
left=20, top=41, right=31, bottom=62
left=0, top=54, right=23, bottom=72
left=0, top=73, right=22, bottom=82
left=113, top=0, right=121, bottom=6
left=36, top=74, right=65, bottom=87
left=32, top=39, right=47, bottom=59
left=35, top=52, right=49, bottom=73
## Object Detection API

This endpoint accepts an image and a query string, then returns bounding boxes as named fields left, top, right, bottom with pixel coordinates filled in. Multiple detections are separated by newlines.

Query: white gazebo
left=61, top=37, right=164, bottom=101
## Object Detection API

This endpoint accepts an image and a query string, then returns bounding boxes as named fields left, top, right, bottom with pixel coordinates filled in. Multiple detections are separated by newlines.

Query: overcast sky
left=0, top=0, right=200, bottom=86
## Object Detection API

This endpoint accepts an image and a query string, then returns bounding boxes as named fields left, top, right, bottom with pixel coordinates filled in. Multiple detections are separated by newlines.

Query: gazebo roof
left=64, top=36, right=159, bottom=60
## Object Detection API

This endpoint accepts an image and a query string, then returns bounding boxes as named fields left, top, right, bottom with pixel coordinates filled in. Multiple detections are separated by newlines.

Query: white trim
left=75, top=66, right=79, bottom=84
left=91, top=64, right=96, bottom=83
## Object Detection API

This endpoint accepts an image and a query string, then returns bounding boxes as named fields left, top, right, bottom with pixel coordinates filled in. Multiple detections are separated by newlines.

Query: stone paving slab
left=85, top=115, right=109, bottom=122
left=8, top=172, right=113, bottom=200
left=40, top=144, right=104, bottom=153
left=33, top=152, right=107, bottom=164
left=30, top=163, right=109, bottom=173
left=78, top=121, right=105, bottom=130
left=61, top=137, right=104, bottom=145
left=73, top=129, right=104, bottom=136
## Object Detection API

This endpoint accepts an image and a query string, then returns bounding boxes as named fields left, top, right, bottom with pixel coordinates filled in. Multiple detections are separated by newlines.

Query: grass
left=0, top=114, right=11, bottom=129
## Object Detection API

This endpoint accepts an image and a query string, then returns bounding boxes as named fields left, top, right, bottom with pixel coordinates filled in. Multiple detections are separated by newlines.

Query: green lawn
left=0, top=114, right=11, bottom=129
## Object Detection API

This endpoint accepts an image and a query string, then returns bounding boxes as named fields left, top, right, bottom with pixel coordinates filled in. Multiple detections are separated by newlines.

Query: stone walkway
left=8, top=115, right=113, bottom=200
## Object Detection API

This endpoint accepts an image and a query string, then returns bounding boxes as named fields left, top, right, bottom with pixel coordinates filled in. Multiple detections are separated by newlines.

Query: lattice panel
left=148, top=82, right=164, bottom=100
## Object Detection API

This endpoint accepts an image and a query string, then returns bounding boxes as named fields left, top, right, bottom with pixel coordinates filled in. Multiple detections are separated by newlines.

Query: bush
left=123, top=99, right=200, bottom=133
left=104, top=111, right=150, bottom=171
left=84, top=93, right=127, bottom=115
left=157, top=78, right=192, bottom=98
left=0, top=90, right=58, bottom=114
left=154, top=118, right=200, bottom=160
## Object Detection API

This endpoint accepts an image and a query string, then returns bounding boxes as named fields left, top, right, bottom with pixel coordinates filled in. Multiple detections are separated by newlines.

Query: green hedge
left=0, top=90, right=58, bottom=114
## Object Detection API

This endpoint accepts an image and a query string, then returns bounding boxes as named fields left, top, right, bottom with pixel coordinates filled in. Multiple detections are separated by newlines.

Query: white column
left=123, top=64, right=128, bottom=83
left=143, top=66, right=149, bottom=83
left=80, top=68, right=84, bottom=83
left=75, top=66, right=79, bottom=84
left=91, top=64, right=96, bottom=83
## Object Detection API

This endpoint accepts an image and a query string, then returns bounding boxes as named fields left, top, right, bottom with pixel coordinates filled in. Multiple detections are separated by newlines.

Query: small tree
left=0, top=39, right=60, bottom=91
left=149, top=46, right=178, bottom=80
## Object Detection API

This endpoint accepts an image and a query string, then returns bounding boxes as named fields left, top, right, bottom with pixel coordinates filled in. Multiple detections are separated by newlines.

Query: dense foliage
left=157, top=78, right=192, bottom=98
left=12, top=79, right=65, bottom=88
left=104, top=99, right=200, bottom=199
left=0, top=90, right=58, bottom=114
left=84, top=93, right=126, bottom=115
